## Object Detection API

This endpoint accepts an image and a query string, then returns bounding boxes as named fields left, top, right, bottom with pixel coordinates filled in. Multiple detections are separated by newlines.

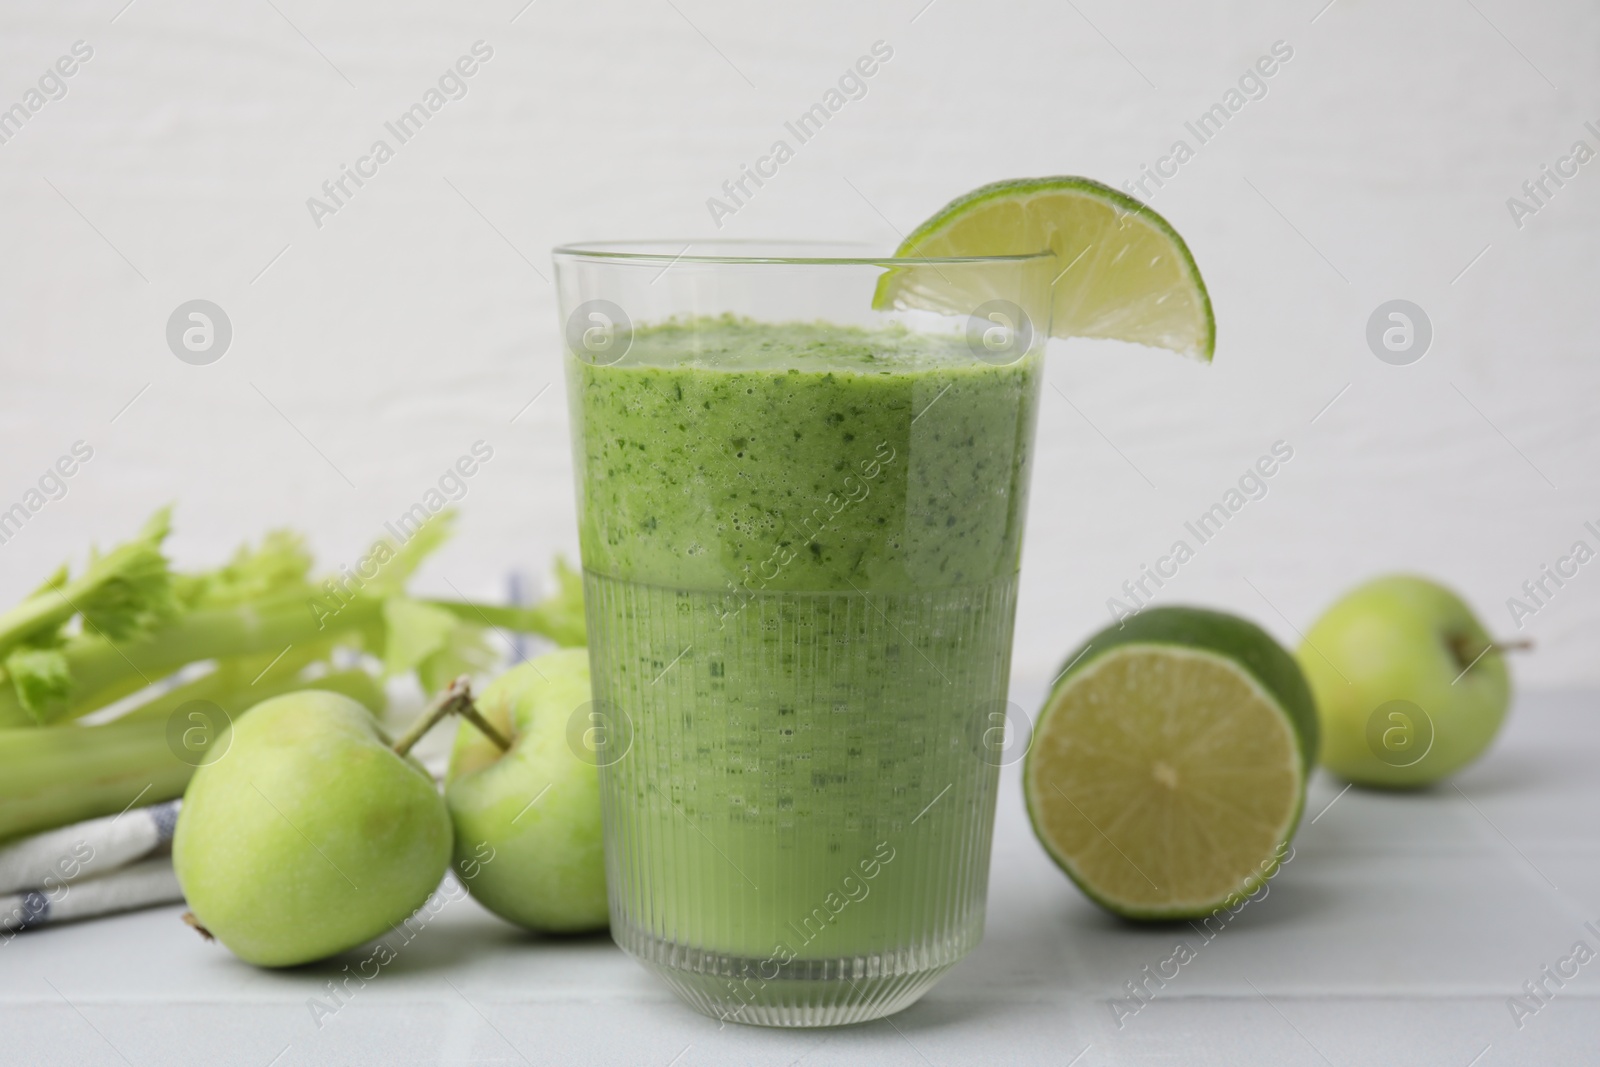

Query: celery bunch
left=0, top=509, right=585, bottom=841
left=0, top=509, right=583, bottom=728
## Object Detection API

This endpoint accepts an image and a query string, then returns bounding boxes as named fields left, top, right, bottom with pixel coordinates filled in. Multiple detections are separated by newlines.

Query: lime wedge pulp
left=1023, top=607, right=1318, bottom=920
left=875, top=177, right=1214, bottom=360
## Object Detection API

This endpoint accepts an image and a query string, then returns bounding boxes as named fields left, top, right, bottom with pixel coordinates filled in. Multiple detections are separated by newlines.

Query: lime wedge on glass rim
left=873, top=177, right=1214, bottom=360
left=1023, top=608, right=1319, bottom=920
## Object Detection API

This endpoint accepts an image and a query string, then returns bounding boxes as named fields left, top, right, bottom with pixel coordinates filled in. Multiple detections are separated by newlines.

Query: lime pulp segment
left=876, top=177, right=1214, bottom=360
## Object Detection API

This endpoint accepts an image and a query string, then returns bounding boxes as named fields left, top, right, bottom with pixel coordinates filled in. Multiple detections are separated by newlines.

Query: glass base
left=620, top=928, right=956, bottom=1027
left=647, top=962, right=952, bottom=1028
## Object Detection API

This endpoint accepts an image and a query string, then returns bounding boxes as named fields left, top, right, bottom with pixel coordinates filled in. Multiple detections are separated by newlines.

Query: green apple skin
left=173, top=690, right=452, bottom=967
left=446, top=649, right=608, bottom=933
left=1297, top=575, right=1511, bottom=789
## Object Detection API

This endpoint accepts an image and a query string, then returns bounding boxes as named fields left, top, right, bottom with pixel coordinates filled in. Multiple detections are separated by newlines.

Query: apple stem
left=391, top=677, right=473, bottom=757
left=1447, top=634, right=1535, bottom=674
left=456, top=700, right=513, bottom=753
left=391, top=676, right=513, bottom=758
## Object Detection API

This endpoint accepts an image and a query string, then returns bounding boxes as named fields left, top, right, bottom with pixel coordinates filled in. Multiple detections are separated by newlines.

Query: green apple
left=173, top=690, right=452, bottom=966
left=1296, top=575, right=1513, bottom=788
left=445, top=648, right=608, bottom=933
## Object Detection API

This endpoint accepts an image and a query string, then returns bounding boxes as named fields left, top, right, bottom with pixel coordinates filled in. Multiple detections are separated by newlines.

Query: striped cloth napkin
left=0, top=800, right=184, bottom=934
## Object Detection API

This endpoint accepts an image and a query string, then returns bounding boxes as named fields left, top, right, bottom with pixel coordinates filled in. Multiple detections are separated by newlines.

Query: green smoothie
left=568, top=316, right=1040, bottom=1017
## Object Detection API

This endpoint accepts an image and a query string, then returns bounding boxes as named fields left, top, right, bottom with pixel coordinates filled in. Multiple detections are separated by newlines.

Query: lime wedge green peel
left=1023, top=607, right=1318, bottom=920
left=876, top=177, right=1214, bottom=361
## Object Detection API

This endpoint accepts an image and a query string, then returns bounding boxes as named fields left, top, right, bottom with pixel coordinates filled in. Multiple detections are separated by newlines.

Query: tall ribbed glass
left=553, top=241, right=1051, bottom=1026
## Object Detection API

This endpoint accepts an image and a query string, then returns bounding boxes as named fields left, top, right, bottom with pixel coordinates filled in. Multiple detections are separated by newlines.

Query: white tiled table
left=4, top=682, right=1596, bottom=1066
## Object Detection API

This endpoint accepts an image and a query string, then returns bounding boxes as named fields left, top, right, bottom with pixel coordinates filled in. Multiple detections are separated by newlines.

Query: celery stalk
left=0, top=716, right=192, bottom=842
left=424, top=599, right=586, bottom=648
left=0, top=668, right=386, bottom=842
left=0, top=595, right=381, bottom=727
left=421, top=557, right=587, bottom=648
left=112, top=662, right=384, bottom=727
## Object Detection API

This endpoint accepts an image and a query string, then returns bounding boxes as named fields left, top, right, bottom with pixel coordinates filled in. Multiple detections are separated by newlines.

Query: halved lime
left=875, top=177, right=1214, bottom=360
left=1023, top=607, right=1318, bottom=920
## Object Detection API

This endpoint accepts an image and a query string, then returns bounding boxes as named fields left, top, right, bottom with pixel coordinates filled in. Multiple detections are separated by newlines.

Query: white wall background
left=2, top=0, right=1597, bottom=685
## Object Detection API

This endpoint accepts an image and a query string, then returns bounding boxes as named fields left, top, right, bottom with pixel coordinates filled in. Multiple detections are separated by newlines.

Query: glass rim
left=551, top=238, right=1055, bottom=267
